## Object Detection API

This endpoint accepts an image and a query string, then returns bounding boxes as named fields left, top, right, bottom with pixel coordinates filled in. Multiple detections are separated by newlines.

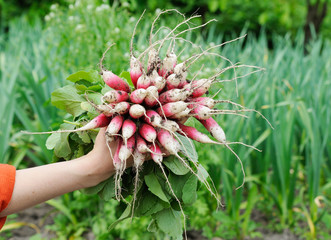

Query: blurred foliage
left=0, top=0, right=67, bottom=30
left=1, top=0, right=331, bottom=39
left=126, top=0, right=307, bottom=36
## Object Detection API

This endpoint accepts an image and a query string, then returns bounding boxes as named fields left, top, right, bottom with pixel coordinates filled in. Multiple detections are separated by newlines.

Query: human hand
left=82, top=128, right=134, bottom=187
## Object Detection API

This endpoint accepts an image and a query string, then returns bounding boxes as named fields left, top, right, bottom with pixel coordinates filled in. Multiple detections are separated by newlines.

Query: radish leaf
left=145, top=173, right=169, bottom=203
left=99, top=176, right=116, bottom=201
left=134, top=191, right=166, bottom=217
left=67, top=70, right=101, bottom=83
left=175, top=133, right=198, bottom=163
left=182, top=174, right=198, bottom=205
left=154, top=208, right=183, bottom=239
left=51, top=85, right=86, bottom=117
left=163, top=156, right=190, bottom=175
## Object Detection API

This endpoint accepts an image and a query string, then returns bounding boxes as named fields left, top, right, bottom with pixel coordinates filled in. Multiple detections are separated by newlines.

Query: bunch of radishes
left=25, top=10, right=269, bottom=238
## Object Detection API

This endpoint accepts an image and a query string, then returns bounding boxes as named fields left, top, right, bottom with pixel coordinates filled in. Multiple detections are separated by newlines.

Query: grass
left=0, top=1, right=331, bottom=239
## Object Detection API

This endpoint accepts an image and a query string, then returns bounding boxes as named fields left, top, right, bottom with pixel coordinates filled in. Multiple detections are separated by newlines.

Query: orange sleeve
left=0, top=164, right=16, bottom=230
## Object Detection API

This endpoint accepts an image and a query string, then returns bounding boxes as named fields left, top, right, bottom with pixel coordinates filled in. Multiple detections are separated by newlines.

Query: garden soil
left=0, top=204, right=300, bottom=240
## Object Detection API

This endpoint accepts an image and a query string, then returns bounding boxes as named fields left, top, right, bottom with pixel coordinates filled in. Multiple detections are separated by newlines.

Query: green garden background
left=1, top=0, right=331, bottom=239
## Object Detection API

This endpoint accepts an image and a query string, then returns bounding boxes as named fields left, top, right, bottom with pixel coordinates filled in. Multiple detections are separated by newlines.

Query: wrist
left=78, top=152, right=115, bottom=188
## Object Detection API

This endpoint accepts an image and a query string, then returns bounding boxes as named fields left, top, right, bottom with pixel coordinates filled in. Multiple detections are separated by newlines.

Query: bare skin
left=0, top=128, right=125, bottom=217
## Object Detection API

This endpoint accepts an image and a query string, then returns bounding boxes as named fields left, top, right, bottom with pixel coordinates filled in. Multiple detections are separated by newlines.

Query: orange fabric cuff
left=0, top=164, right=16, bottom=230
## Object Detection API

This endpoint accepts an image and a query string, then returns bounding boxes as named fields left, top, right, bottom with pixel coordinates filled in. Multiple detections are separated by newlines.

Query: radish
left=152, top=75, right=166, bottom=92
left=147, top=48, right=161, bottom=74
left=102, top=90, right=129, bottom=103
left=189, top=97, right=216, bottom=108
left=130, top=56, right=143, bottom=88
left=157, top=129, right=181, bottom=155
left=160, top=120, right=180, bottom=132
left=139, top=123, right=157, bottom=143
left=156, top=101, right=188, bottom=117
left=129, top=104, right=146, bottom=119
left=144, top=86, right=159, bottom=107
left=150, top=70, right=166, bottom=92
left=178, top=123, right=220, bottom=144
left=200, top=117, right=226, bottom=143
left=113, top=101, right=130, bottom=115
left=22, top=113, right=111, bottom=134
left=102, top=70, right=130, bottom=92
left=136, top=134, right=151, bottom=154
left=149, top=142, right=163, bottom=164
left=105, top=115, right=124, bottom=136
left=159, top=88, right=191, bottom=104
left=189, top=104, right=213, bottom=120
left=184, top=78, right=213, bottom=98
left=159, top=51, right=177, bottom=77
left=118, top=135, right=135, bottom=165
left=165, top=73, right=181, bottom=90
left=122, top=119, right=137, bottom=145
left=144, top=110, right=163, bottom=127
left=136, top=73, right=151, bottom=89
left=113, top=138, right=122, bottom=171
left=169, top=107, right=191, bottom=120
left=173, top=62, right=188, bottom=86
left=130, top=88, right=147, bottom=104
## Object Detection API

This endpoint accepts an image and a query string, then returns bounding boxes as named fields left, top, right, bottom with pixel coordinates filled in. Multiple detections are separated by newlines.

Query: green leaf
left=182, top=174, right=198, bottom=205
left=75, top=83, right=102, bottom=94
left=99, top=177, right=116, bottom=201
left=147, top=219, right=158, bottom=233
left=76, top=131, right=91, bottom=144
left=46, top=123, right=75, bottom=159
left=134, top=191, right=166, bottom=217
left=144, top=173, right=169, bottom=203
left=163, top=156, right=190, bottom=175
left=175, top=133, right=198, bottom=163
left=197, top=164, right=210, bottom=183
left=82, top=179, right=107, bottom=195
left=46, top=132, right=60, bottom=150
left=168, top=172, right=191, bottom=199
left=51, top=85, right=86, bottom=117
left=154, top=208, right=183, bottom=238
left=67, top=70, right=101, bottom=83
left=119, top=71, right=134, bottom=88
left=108, top=204, right=131, bottom=231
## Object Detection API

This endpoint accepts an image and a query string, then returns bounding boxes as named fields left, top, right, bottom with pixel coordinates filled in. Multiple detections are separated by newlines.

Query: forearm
left=0, top=154, right=114, bottom=217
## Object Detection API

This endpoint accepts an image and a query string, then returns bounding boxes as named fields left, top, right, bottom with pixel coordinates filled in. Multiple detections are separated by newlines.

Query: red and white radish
left=102, top=70, right=130, bottom=92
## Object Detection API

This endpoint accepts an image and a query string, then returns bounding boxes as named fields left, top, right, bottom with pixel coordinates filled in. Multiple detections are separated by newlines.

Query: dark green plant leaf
left=51, top=85, right=86, bottom=117
left=163, top=156, right=190, bottom=175
left=134, top=191, right=166, bottom=217
left=108, top=204, right=131, bottom=231
left=167, top=172, right=192, bottom=199
left=175, top=133, right=198, bottom=163
left=82, top=179, right=108, bottom=195
left=147, top=219, right=158, bottom=233
left=182, top=174, right=198, bottom=205
left=75, top=83, right=102, bottom=94
left=99, top=177, right=116, bottom=201
left=154, top=208, right=183, bottom=239
left=67, top=70, right=101, bottom=83
left=144, top=173, right=169, bottom=203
